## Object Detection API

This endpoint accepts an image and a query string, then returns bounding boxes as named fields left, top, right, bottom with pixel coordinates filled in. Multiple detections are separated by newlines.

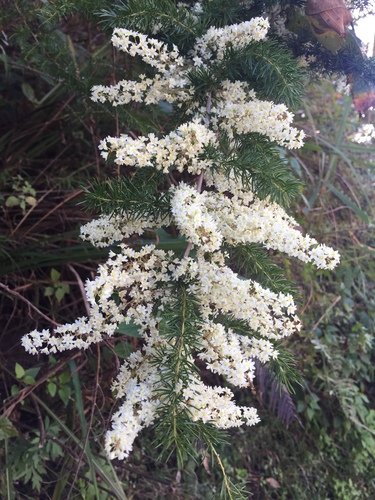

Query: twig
left=183, top=241, right=193, bottom=259
left=309, top=295, right=341, bottom=334
left=301, top=279, right=314, bottom=316
left=30, top=393, right=45, bottom=448
left=23, top=189, right=84, bottom=237
left=1, top=351, right=81, bottom=418
left=0, top=282, right=60, bottom=327
left=67, top=264, right=90, bottom=315
left=169, top=172, right=178, bottom=185
left=211, top=445, right=233, bottom=500
left=9, top=188, right=54, bottom=237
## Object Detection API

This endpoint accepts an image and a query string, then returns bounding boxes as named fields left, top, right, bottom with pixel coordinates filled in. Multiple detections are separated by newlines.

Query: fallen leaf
left=265, top=477, right=281, bottom=488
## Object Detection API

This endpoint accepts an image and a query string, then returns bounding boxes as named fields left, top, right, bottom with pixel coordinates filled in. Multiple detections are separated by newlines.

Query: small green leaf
left=50, top=268, right=61, bottom=282
left=25, top=195, right=37, bottom=206
left=21, top=82, right=37, bottom=103
left=11, top=384, right=19, bottom=396
left=23, top=375, right=36, bottom=385
left=58, top=371, right=70, bottom=384
left=306, top=407, right=314, bottom=420
left=15, top=362, right=25, bottom=379
left=55, top=287, right=66, bottom=302
left=114, top=341, right=134, bottom=359
left=47, top=382, right=57, bottom=397
left=25, top=366, right=41, bottom=378
left=302, top=141, right=323, bottom=152
left=44, top=286, right=54, bottom=297
left=5, top=195, right=20, bottom=207
left=115, top=320, right=141, bottom=337
left=58, top=386, right=71, bottom=406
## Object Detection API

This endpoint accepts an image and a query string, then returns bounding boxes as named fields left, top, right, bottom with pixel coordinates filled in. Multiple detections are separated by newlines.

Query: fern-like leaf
left=227, top=243, right=297, bottom=296
left=81, top=168, right=170, bottom=220
left=206, top=133, right=301, bottom=207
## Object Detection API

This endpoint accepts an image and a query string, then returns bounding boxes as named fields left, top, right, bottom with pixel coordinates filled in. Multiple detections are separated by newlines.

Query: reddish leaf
left=353, top=91, right=375, bottom=114
left=351, top=75, right=375, bottom=114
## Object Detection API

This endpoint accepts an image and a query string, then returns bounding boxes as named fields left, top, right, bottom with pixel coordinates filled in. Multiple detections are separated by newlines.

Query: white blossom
left=193, top=18, right=269, bottom=62
left=351, top=123, right=375, bottom=144
left=22, top=17, right=340, bottom=464
left=211, top=80, right=305, bottom=148
left=80, top=213, right=167, bottom=247
left=97, top=121, right=216, bottom=173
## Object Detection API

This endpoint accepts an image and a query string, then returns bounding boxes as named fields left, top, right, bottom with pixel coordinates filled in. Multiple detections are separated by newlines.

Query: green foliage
left=4, top=175, right=37, bottom=212
left=82, top=169, right=171, bottom=220
left=153, top=285, right=216, bottom=466
left=44, top=268, right=71, bottom=303
left=221, top=40, right=306, bottom=107
left=99, top=0, right=204, bottom=50
left=284, top=4, right=375, bottom=87
left=0, top=418, right=18, bottom=440
left=206, top=132, right=302, bottom=207
left=228, top=242, right=297, bottom=295
left=7, top=418, right=64, bottom=492
left=247, top=79, right=375, bottom=498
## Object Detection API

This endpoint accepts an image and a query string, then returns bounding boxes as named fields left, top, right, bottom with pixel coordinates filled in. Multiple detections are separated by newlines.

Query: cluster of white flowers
left=192, top=18, right=269, bottom=63
left=90, top=17, right=275, bottom=116
left=106, top=352, right=161, bottom=460
left=351, top=123, right=375, bottom=144
left=169, top=172, right=339, bottom=269
left=106, top=345, right=261, bottom=458
left=80, top=213, right=169, bottom=247
left=91, top=72, right=192, bottom=107
left=91, top=28, right=191, bottom=106
left=188, top=257, right=300, bottom=340
left=22, top=245, right=172, bottom=355
left=23, top=13, right=340, bottom=463
left=22, top=243, right=300, bottom=348
left=210, top=81, right=306, bottom=148
left=333, top=75, right=351, bottom=96
left=183, top=378, right=260, bottom=428
left=170, top=183, right=222, bottom=252
left=111, top=29, right=184, bottom=73
left=22, top=243, right=297, bottom=458
left=98, top=121, right=216, bottom=173
left=200, top=187, right=339, bottom=269
left=198, top=321, right=277, bottom=387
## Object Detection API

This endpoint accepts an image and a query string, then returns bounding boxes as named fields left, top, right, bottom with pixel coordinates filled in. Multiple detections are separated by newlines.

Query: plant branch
left=0, top=282, right=61, bottom=327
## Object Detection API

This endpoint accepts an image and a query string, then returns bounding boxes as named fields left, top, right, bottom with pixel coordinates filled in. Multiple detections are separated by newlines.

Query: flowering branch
left=22, top=3, right=340, bottom=497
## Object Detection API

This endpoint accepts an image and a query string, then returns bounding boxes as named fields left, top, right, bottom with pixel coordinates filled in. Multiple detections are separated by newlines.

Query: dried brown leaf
left=306, top=0, right=353, bottom=36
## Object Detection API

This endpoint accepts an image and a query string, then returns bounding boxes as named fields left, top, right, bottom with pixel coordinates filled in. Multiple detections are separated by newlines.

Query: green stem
left=172, top=287, right=187, bottom=446
left=323, top=96, right=352, bottom=182
left=211, top=445, right=234, bottom=500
